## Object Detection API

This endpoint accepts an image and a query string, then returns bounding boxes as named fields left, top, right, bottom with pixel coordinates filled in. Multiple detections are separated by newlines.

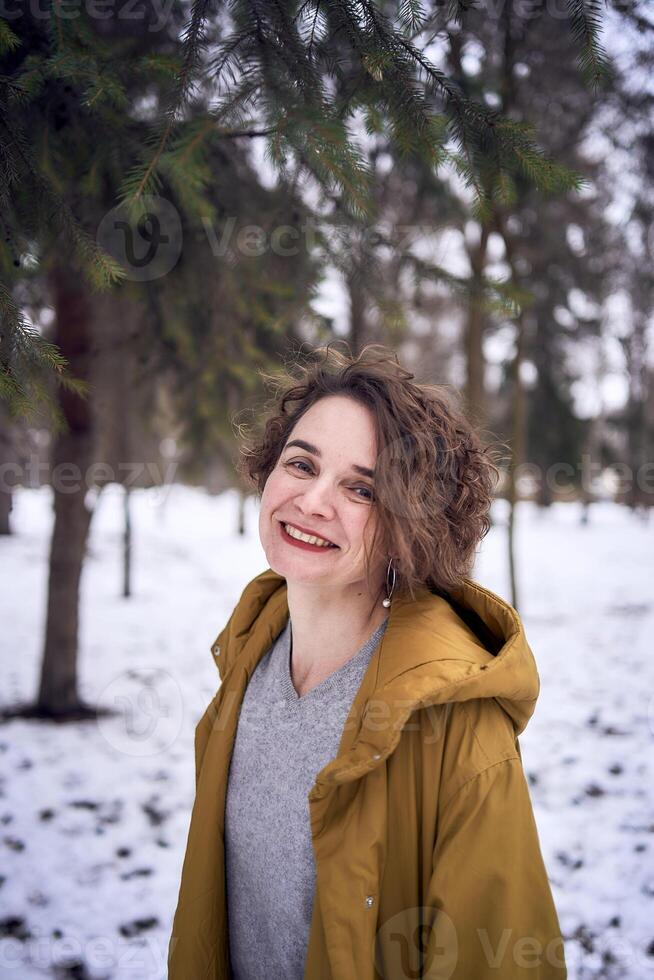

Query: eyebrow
left=283, top=439, right=375, bottom=479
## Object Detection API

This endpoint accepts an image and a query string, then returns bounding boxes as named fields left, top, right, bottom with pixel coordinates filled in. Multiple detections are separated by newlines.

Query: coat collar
left=210, top=569, right=539, bottom=798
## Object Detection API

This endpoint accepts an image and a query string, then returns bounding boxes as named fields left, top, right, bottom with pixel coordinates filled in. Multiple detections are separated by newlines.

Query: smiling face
left=258, top=394, right=385, bottom=594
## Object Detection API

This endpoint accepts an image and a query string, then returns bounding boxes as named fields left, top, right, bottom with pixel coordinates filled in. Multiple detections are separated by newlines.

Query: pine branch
left=398, top=0, right=426, bottom=35
left=0, top=283, right=87, bottom=427
left=0, top=19, right=20, bottom=54
left=118, top=0, right=214, bottom=211
left=445, top=0, right=479, bottom=27
left=0, top=117, right=125, bottom=289
left=566, top=0, right=613, bottom=90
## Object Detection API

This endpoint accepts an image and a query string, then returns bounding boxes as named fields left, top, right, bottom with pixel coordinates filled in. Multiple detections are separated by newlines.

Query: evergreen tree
left=0, top=3, right=220, bottom=717
left=2, top=0, right=608, bottom=408
left=0, top=1, right=327, bottom=718
left=142, top=137, right=326, bottom=486
left=599, top=3, right=654, bottom=511
left=0, top=0, right=610, bottom=714
left=435, top=2, right=615, bottom=605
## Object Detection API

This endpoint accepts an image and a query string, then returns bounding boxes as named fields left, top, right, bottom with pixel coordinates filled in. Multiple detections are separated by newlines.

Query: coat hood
left=210, top=569, right=540, bottom=797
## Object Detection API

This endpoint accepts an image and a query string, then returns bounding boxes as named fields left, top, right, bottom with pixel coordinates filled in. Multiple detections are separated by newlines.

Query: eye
left=285, top=459, right=313, bottom=475
left=283, top=459, right=374, bottom=503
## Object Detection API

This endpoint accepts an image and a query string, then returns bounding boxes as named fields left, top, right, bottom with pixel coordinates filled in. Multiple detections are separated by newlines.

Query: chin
left=266, top=552, right=331, bottom=584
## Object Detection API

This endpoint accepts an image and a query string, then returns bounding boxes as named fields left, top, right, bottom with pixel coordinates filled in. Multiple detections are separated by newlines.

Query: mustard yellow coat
left=168, top=569, right=567, bottom=979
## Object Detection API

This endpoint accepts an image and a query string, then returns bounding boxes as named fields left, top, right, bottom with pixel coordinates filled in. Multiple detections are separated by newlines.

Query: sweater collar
left=211, top=568, right=539, bottom=792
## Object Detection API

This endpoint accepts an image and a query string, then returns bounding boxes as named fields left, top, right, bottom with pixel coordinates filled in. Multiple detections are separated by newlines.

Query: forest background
left=1, top=1, right=653, bottom=977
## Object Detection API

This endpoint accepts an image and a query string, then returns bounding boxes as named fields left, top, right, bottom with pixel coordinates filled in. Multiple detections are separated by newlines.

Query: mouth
left=277, top=520, right=339, bottom=552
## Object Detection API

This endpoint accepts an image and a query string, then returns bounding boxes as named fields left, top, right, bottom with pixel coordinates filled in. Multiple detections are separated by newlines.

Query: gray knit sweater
left=224, top=614, right=388, bottom=980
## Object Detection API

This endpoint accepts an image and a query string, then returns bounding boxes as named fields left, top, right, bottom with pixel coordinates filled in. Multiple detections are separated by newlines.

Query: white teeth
left=284, top=523, right=334, bottom=548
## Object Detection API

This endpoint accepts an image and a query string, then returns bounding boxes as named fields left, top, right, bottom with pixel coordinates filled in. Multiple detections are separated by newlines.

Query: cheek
left=348, top=509, right=377, bottom=554
left=260, top=470, right=286, bottom=514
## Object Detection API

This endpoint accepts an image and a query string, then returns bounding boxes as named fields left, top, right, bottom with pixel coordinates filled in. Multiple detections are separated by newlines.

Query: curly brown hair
left=237, top=343, right=500, bottom=601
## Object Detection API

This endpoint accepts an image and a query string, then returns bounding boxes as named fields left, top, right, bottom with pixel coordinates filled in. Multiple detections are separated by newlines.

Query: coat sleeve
left=422, top=756, right=567, bottom=979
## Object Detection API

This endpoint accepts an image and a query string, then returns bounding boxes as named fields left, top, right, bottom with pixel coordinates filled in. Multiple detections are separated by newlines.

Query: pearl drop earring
left=382, top=557, right=396, bottom=608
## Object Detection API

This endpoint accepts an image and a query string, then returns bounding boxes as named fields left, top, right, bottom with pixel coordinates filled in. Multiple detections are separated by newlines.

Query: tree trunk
left=537, top=467, right=553, bottom=507
left=624, top=317, right=648, bottom=510
left=498, top=2, right=528, bottom=612
left=0, top=490, right=11, bottom=534
left=36, top=263, right=95, bottom=718
left=507, top=311, right=527, bottom=613
left=237, top=489, right=246, bottom=536
left=346, top=267, right=366, bottom=355
left=464, top=224, right=490, bottom=426
left=0, top=409, right=15, bottom=534
left=496, top=212, right=528, bottom=613
left=448, top=32, right=490, bottom=428
left=123, top=485, right=132, bottom=598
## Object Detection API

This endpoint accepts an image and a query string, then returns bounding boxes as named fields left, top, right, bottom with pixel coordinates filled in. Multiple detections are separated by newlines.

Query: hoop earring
left=382, top=557, right=396, bottom=608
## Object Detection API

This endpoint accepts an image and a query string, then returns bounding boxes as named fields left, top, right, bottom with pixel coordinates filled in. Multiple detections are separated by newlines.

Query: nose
left=295, top=476, right=336, bottom=520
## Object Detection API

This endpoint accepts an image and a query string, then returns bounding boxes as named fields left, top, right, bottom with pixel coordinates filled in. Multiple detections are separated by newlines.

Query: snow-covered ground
left=0, top=486, right=652, bottom=979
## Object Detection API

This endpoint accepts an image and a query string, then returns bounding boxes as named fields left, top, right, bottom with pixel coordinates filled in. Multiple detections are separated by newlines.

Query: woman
left=168, top=345, right=567, bottom=980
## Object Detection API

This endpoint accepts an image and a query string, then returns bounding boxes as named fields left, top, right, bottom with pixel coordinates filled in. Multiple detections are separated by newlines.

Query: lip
left=279, top=520, right=338, bottom=548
